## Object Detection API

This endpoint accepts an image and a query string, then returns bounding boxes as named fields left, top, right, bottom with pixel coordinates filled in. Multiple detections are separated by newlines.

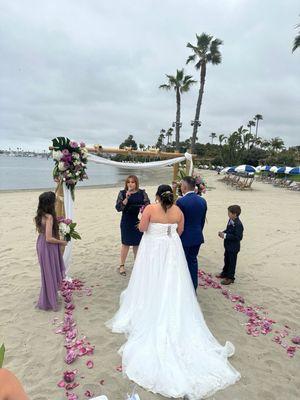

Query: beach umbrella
left=288, top=167, right=300, bottom=175
left=221, top=166, right=235, bottom=174
left=276, top=166, right=293, bottom=174
left=227, top=166, right=236, bottom=173
left=220, top=167, right=230, bottom=174
left=270, top=166, right=278, bottom=173
left=261, top=165, right=271, bottom=171
left=255, top=166, right=262, bottom=172
left=235, top=165, right=256, bottom=173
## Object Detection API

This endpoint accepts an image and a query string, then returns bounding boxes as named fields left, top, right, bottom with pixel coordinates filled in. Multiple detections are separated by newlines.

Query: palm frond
left=196, top=33, right=213, bottom=51
left=210, top=53, right=222, bottom=65
left=159, top=84, right=171, bottom=90
left=181, top=79, right=197, bottom=92
left=186, top=53, right=196, bottom=65
left=166, top=74, right=177, bottom=85
left=292, top=33, right=300, bottom=52
left=176, top=68, right=184, bottom=82
left=195, top=60, right=202, bottom=70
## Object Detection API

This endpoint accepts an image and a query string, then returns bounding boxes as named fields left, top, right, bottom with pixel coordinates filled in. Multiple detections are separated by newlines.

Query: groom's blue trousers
left=183, top=244, right=201, bottom=290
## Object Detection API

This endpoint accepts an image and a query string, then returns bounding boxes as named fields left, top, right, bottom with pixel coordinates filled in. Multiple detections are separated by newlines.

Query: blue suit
left=176, top=193, right=207, bottom=289
left=221, top=218, right=244, bottom=280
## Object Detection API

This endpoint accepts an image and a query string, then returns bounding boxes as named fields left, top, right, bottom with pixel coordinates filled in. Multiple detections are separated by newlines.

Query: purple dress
left=36, top=226, right=65, bottom=311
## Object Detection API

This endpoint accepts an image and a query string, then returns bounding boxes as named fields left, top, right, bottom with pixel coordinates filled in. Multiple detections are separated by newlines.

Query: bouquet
left=52, top=137, right=89, bottom=200
left=57, top=217, right=81, bottom=242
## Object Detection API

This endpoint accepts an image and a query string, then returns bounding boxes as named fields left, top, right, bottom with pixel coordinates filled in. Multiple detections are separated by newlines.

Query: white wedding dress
left=106, top=223, right=240, bottom=399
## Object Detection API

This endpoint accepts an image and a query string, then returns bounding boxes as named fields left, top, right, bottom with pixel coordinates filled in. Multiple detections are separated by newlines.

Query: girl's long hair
left=35, top=191, right=59, bottom=238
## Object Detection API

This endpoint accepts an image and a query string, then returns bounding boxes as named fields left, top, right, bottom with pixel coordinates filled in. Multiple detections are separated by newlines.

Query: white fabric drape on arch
left=63, top=183, right=73, bottom=279
left=88, top=152, right=193, bottom=175
left=62, top=152, right=193, bottom=278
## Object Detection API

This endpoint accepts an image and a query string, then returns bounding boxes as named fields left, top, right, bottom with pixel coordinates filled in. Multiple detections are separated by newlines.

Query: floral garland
left=52, top=137, right=88, bottom=200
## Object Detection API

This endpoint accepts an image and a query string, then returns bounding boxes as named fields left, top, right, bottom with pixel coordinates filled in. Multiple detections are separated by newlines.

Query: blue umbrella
left=289, top=167, right=300, bottom=175
left=227, top=166, right=236, bottom=173
left=235, top=164, right=256, bottom=173
left=276, top=166, right=293, bottom=174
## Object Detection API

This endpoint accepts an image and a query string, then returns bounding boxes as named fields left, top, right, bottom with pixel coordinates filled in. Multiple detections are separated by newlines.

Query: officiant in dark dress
left=115, top=175, right=150, bottom=276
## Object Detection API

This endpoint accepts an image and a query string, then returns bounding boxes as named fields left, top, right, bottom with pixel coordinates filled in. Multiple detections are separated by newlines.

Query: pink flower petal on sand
left=63, top=370, right=77, bottom=383
left=65, top=351, right=77, bottom=364
left=65, top=382, right=79, bottom=390
left=65, top=303, right=75, bottom=311
left=291, top=336, right=300, bottom=345
left=66, top=393, right=78, bottom=400
left=287, top=346, right=296, bottom=357
left=78, top=347, right=88, bottom=356
left=86, top=360, right=94, bottom=369
left=116, top=365, right=122, bottom=372
left=100, top=379, right=105, bottom=385
left=84, top=390, right=94, bottom=398
left=57, top=380, right=65, bottom=388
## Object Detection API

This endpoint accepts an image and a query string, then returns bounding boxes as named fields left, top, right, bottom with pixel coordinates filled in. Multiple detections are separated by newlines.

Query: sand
left=0, top=171, right=300, bottom=400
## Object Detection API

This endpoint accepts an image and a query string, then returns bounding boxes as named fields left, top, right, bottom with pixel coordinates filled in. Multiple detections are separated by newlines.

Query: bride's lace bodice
left=146, top=222, right=178, bottom=238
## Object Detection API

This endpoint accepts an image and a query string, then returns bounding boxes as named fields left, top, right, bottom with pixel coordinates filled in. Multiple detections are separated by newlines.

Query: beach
left=0, top=170, right=300, bottom=400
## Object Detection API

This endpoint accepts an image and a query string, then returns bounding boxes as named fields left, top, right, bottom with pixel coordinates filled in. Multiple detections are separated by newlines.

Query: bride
left=106, top=185, right=240, bottom=399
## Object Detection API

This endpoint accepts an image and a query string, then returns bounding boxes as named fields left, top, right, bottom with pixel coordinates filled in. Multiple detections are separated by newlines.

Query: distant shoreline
left=0, top=182, right=159, bottom=194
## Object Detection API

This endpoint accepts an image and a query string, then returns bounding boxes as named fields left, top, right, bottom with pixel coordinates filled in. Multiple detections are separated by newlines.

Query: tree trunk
left=175, top=87, right=181, bottom=151
left=191, top=62, right=206, bottom=153
left=255, top=120, right=259, bottom=139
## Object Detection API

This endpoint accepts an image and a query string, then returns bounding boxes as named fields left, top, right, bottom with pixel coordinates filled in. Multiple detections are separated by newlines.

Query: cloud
left=0, top=0, right=299, bottom=151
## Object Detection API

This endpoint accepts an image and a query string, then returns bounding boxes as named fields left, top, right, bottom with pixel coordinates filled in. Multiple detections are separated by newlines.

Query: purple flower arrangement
left=52, top=137, right=89, bottom=199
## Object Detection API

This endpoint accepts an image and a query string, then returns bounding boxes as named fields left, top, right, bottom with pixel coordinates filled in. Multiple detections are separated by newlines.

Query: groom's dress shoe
left=221, top=278, right=234, bottom=285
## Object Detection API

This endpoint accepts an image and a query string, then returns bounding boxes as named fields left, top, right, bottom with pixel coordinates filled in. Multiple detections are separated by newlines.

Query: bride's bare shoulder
left=172, top=204, right=183, bottom=213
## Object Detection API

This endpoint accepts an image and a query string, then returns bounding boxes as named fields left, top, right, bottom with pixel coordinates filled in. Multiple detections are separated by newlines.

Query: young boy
left=216, top=205, right=244, bottom=285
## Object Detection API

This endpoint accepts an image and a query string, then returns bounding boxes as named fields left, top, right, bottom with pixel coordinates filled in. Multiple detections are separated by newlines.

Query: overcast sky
left=0, top=0, right=299, bottom=151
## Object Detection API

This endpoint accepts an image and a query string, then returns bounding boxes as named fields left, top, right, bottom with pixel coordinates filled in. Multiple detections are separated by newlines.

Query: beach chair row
left=220, top=174, right=254, bottom=190
left=256, top=175, right=300, bottom=191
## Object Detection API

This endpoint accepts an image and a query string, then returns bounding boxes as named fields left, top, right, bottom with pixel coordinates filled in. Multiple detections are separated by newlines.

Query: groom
left=176, top=176, right=207, bottom=290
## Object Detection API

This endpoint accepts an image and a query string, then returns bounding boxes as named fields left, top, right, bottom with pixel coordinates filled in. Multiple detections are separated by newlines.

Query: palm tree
left=261, top=139, right=271, bottom=151
left=247, top=120, right=256, bottom=134
left=292, top=21, right=300, bottom=52
left=186, top=33, right=223, bottom=153
left=253, top=114, right=263, bottom=139
left=159, top=69, right=196, bottom=151
left=209, top=132, right=217, bottom=144
left=233, top=126, right=248, bottom=149
left=253, top=136, right=262, bottom=148
left=243, top=132, right=254, bottom=150
left=156, top=132, right=165, bottom=149
left=270, top=137, right=285, bottom=153
left=218, top=134, right=227, bottom=146
left=165, top=128, right=173, bottom=145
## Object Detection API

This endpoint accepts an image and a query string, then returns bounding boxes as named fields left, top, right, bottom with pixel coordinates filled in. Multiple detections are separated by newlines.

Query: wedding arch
left=49, top=137, right=195, bottom=277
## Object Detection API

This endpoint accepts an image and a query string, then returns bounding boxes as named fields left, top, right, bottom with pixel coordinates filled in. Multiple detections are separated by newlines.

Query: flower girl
left=35, top=191, right=67, bottom=311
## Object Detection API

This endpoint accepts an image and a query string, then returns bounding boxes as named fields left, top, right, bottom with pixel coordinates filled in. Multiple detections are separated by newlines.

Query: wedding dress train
left=106, top=223, right=240, bottom=399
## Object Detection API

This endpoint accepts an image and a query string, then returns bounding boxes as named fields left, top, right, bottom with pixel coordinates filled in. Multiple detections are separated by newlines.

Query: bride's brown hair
left=156, top=184, right=174, bottom=212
